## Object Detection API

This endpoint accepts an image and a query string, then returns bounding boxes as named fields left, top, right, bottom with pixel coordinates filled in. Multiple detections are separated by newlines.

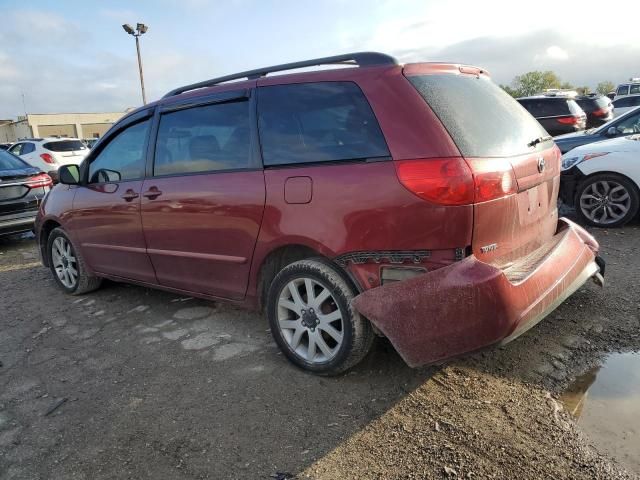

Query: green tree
left=509, top=71, right=563, bottom=97
left=500, top=84, right=518, bottom=97
left=596, top=81, right=615, bottom=95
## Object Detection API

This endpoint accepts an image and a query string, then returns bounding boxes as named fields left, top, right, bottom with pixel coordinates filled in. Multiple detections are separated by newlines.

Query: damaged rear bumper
left=351, top=218, right=603, bottom=368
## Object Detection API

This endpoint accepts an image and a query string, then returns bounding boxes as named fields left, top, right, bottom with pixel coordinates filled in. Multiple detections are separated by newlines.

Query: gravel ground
left=0, top=218, right=638, bottom=479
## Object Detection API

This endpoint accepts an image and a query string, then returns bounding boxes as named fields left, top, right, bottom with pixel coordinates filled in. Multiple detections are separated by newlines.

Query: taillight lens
left=557, top=116, right=579, bottom=125
left=25, top=173, right=53, bottom=189
left=591, top=108, right=608, bottom=117
left=40, top=153, right=55, bottom=164
left=396, top=157, right=518, bottom=205
left=395, top=158, right=474, bottom=206
left=466, top=158, right=518, bottom=203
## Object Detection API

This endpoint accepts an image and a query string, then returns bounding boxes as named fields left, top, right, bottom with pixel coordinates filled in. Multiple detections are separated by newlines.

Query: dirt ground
left=1, top=217, right=639, bottom=479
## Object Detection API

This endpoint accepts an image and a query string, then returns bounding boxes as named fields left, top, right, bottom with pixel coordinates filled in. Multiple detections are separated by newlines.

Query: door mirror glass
left=606, top=127, right=618, bottom=137
left=93, top=168, right=122, bottom=183
left=58, top=164, right=80, bottom=185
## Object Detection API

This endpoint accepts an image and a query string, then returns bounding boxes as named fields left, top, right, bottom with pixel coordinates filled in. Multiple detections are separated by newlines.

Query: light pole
left=122, top=23, right=149, bottom=105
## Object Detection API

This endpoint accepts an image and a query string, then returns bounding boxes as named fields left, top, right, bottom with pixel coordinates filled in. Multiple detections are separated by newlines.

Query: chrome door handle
left=121, top=189, right=139, bottom=202
left=142, top=187, right=163, bottom=199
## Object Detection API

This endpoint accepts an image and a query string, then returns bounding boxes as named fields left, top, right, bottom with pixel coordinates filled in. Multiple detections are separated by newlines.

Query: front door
left=71, top=114, right=156, bottom=283
left=140, top=93, right=265, bottom=300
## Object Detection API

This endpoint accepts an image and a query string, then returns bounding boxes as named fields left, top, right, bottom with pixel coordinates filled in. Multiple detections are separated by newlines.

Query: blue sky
left=0, top=0, right=638, bottom=117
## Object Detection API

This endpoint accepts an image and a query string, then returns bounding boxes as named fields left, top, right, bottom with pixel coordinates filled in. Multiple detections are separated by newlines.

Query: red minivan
left=36, top=53, right=603, bottom=374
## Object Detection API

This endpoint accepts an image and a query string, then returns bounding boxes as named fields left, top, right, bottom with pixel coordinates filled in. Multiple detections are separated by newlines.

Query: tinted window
left=88, top=119, right=150, bottom=183
left=20, top=143, right=35, bottom=154
left=617, top=85, right=630, bottom=96
left=631, top=85, right=640, bottom=95
left=0, top=150, right=29, bottom=170
left=44, top=140, right=86, bottom=152
left=154, top=100, right=251, bottom=176
left=408, top=75, right=550, bottom=157
left=519, top=99, right=570, bottom=117
left=258, top=82, right=389, bottom=166
left=614, top=97, right=634, bottom=108
left=577, top=96, right=609, bottom=112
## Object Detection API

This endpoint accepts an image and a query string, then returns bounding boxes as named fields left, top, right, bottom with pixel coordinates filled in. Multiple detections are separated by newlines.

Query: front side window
left=154, top=100, right=251, bottom=176
left=614, top=97, right=633, bottom=108
left=9, top=143, right=23, bottom=155
left=613, top=110, right=640, bottom=134
left=88, top=119, right=150, bottom=183
left=257, top=82, right=389, bottom=166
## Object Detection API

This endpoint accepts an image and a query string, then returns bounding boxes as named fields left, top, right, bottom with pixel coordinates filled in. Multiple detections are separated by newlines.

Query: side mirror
left=58, top=164, right=80, bottom=185
left=605, top=127, right=618, bottom=137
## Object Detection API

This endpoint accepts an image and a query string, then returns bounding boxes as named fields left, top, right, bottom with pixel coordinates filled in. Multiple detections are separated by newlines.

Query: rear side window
left=43, top=140, right=86, bottom=152
left=257, top=82, right=389, bottom=166
left=631, top=85, right=640, bottom=95
left=21, top=143, right=35, bottom=154
left=408, top=74, right=549, bottom=157
left=0, top=150, right=29, bottom=170
left=154, top=100, right=252, bottom=176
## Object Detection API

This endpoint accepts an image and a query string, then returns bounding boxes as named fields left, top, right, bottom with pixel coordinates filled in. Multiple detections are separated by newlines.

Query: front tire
left=47, top=227, right=102, bottom=295
left=575, top=173, right=639, bottom=228
left=266, top=259, right=374, bottom=375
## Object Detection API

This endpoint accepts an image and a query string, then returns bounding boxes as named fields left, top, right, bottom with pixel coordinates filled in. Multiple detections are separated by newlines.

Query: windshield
left=407, top=74, right=550, bottom=157
left=595, top=106, right=640, bottom=134
left=0, top=149, right=30, bottom=171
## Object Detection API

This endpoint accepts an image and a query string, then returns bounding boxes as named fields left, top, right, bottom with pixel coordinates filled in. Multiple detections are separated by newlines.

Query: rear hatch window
left=577, top=96, right=610, bottom=112
left=43, top=140, right=87, bottom=152
left=407, top=74, right=549, bottom=157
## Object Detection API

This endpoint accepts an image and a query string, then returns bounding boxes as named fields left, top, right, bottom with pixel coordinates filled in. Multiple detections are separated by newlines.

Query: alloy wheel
left=277, top=277, right=344, bottom=364
left=51, top=236, right=78, bottom=289
left=579, top=180, right=631, bottom=225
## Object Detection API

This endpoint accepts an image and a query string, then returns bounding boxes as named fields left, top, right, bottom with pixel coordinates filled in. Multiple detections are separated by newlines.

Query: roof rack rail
left=162, top=51, right=398, bottom=98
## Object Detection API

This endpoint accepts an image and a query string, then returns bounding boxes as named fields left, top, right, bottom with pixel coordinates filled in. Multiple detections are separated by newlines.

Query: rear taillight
left=40, top=153, right=55, bottom=164
left=395, top=157, right=517, bottom=205
left=591, top=108, right=608, bottom=117
left=25, top=173, right=53, bottom=189
left=557, top=116, right=579, bottom=125
left=466, top=158, right=518, bottom=203
left=395, top=158, right=474, bottom=206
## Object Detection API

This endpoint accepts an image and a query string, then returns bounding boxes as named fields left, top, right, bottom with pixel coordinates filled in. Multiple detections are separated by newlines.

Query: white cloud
left=544, top=46, right=569, bottom=61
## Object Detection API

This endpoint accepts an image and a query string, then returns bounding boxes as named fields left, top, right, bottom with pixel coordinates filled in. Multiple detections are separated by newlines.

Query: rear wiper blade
left=527, top=135, right=553, bottom=148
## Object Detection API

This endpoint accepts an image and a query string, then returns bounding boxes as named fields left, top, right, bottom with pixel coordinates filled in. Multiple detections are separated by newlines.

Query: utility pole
left=122, top=23, right=149, bottom=105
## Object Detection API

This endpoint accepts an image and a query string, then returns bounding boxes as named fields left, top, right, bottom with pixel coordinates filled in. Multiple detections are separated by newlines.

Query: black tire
left=575, top=173, right=640, bottom=228
left=266, top=258, right=375, bottom=375
left=47, top=227, right=102, bottom=295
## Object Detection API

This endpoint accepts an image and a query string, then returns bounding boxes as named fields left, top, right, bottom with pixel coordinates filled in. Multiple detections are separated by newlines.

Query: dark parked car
left=35, top=52, right=603, bottom=374
left=0, top=143, right=12, bottom=151
left=554, top=106, right=640, bottom=153
left=517, top=95, right=587, bottom=136
left=0, top=150, right=52, bottom=237
left=575, top=94, right=613, bottom=128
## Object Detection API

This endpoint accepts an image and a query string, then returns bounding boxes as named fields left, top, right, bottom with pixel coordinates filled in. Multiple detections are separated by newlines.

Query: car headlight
left=561, top=152, right=609, bottom=171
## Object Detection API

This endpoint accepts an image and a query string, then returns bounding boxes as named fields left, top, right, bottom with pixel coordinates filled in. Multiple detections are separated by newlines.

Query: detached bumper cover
left=352, top=218, right=602, bottom=368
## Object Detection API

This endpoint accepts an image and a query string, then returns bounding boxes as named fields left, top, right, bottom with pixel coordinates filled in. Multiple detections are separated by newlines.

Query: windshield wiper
left=527, top=135, right=553, bottom=148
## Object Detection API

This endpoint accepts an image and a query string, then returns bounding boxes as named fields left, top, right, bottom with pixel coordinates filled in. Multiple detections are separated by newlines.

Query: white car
left=612, top=95, right=640, bottom=117
left=8, top=137, right=89, bottom=174
left=561, top=135, right=640, bottom=227
left=614, top=80, right=640, bottom=99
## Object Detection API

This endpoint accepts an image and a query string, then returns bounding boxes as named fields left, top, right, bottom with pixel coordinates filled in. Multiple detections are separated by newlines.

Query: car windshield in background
left=407, top=74, right=549, bottom=157
left=43, top=140, right=86, bottom=152
left=0, top=150, right=30, bottom=170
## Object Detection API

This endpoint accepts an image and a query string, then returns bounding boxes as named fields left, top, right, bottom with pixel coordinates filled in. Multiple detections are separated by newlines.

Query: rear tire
left=575, top=173, right=639, bottom=228
left=47, top=227, right=102, bottom=295
left=266, top=258, right=374, bottom=375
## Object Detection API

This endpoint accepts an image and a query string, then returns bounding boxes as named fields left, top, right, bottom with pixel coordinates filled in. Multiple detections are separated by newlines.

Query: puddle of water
left=561, top=352, right=640, bottom=474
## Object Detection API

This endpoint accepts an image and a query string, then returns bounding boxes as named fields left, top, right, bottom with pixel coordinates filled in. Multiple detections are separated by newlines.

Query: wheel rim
left=579, top=180, right=631, bottom=225
left=51, top=236, right=78, bottom=289
left=277, top=277, right=344, bottom=364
